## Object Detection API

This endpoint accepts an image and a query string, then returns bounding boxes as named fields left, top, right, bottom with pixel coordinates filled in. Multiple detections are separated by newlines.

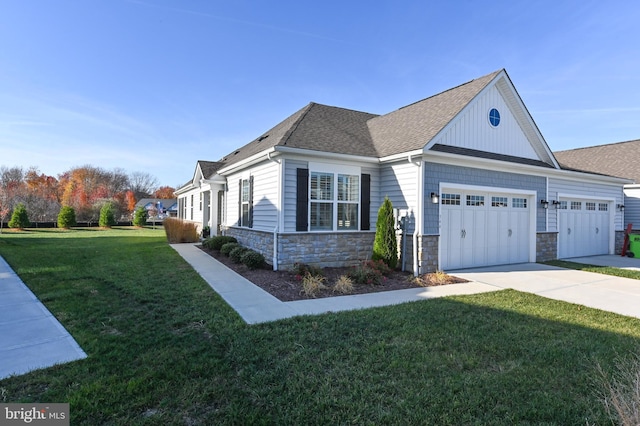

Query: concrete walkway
left=0, top=256, right=86, bottom=380
left=172, top=244, right=640, bottom=324
left=170, top=244, right=497, bottom=324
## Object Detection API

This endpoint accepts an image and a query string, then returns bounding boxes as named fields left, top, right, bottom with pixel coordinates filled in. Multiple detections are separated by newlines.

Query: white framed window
left=512, top=198, right=527, bottom=208
left=586, top=202, right=596, bottom=211
left=308, top=164, right=360, bottom=231
left=199, top=193, right=203, bottom=211
left=466, top=195, right=485, bottom=207
left=599, top=203, right=609, bottom=211
left=441, top=193, right=460, bottom=205
left=190, top=194, right=194, bottom=220
left=571, top=201, right=582, bottom=210
left=558, top=201, right=568, bottom=210
left=241, top=178, right=250, bottom=227
left=491, top=196, right=508, bottom=207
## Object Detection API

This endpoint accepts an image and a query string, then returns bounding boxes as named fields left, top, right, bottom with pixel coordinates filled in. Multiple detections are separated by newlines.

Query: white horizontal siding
left=623, top=187, right=640, bottom=229
left=549, top=178, right=625, bottom=231
left=432, top=85, right=539, bottom=160
left=251, top=161, right=279, bottom=231
left=380, top=161, right=419, bottom=232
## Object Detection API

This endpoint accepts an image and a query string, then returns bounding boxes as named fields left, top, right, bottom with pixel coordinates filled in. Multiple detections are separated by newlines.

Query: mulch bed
left=199, top=246, right=467, bottom=301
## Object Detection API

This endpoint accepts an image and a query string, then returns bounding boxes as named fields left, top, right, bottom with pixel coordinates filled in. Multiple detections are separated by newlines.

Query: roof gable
left=367, top=70, right=501, bottom=157
left=555, top=139, right=640, bottom=183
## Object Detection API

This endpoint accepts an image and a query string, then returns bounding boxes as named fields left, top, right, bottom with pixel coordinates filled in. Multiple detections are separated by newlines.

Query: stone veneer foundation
left=536, top=232, right=557, bottom=262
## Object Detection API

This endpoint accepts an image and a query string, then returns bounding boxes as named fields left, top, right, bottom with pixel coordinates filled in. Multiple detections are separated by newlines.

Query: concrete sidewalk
left=0, top=256, right=86, bottom=380
left=170, top=244, right=497, bottom=324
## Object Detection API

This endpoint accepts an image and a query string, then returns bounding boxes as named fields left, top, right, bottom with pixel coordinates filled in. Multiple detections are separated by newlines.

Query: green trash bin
left=628, top=234, right=640, bottom=257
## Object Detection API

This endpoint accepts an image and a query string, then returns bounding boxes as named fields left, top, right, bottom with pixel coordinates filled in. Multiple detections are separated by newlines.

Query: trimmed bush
left=132, top=207, right=147, bottom=227
left=99, top=202, right=116, bottom=228
left=220, top=242, right=241, bottom=256
left=57, top=206, right=77, bottom=229
left=229, top=246, right=249, bottom=263
left=204, top=235, right=238, bottom=250
left=163, top=218, right=199, bottom=243
left=241, top=250, right=265, bottom=270
left=348, top=260, right=390, bottom=285
left=8, top=203, right=30, bottom=229
left=290, top=262, right=324, bottom=280
left=372, top=196, right=398, bottom=269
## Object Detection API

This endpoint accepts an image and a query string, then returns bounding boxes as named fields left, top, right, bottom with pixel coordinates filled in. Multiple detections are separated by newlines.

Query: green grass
left=546, top=259, right=640, bottom=280
left=1, top=228, right=640, bottom=424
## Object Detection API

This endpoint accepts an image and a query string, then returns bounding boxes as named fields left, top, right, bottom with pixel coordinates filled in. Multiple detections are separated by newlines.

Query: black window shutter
left=238, top=179, right=242, bottom=226
left=296, top=168, right=309, bottom=231
left=361, top=173, right=371, bottom=230
left=248, top=175, right=254, bottom=228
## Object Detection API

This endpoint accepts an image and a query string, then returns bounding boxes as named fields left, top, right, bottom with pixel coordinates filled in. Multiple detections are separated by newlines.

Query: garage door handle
left=508, top=229, right=512, bottom=237
left=596, top=227, right=599, bottom=234
left=461, top=229, right=466, bottom=238
left=568, top=227, right=571, bottom=235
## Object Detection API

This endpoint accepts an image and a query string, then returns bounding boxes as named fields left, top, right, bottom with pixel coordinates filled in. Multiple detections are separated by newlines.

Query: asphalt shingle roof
left=554, top=139, right=640, bottom=183
left=367, top=70, right=502, bottom=157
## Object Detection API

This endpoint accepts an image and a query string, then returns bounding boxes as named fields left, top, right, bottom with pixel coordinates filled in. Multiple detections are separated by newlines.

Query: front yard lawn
left=1, top=228, right=639, bottom=424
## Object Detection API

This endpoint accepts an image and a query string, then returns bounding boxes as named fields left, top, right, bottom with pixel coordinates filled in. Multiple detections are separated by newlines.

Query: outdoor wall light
left=552, top=200, right=561, bottom=208
left=540, top=199, right=549, bottom=209
left=618, top=204, right=625, bottom=212
left=430, top=192, right=439, bottom=204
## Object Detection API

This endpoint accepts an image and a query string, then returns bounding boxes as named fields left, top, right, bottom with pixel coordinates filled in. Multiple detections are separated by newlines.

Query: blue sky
left=1, top=1, right=639, bottom=187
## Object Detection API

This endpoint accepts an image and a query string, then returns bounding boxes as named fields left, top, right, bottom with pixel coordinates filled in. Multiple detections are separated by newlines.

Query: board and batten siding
left=431, top=84, right=539, bottom=161
left=424, top=162, right=547, bottom=234
left=380, top=161, right=419, bottom=234
left=548, top=178, right=625, bottom=231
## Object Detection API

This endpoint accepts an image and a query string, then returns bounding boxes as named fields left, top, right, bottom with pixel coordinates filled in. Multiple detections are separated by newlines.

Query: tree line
left=0, top=165, right=175, bottom=225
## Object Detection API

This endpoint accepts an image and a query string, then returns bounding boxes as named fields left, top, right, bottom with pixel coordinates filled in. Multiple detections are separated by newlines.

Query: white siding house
left=176, top=69, right=628, bottom=273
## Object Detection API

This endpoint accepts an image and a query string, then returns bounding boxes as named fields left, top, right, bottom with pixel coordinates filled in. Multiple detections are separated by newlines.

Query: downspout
left=410, top=155, right=424, bottom=276
left=267, top=151, right=281, bottom=271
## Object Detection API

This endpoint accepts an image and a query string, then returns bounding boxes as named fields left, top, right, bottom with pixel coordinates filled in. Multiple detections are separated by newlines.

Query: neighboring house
left=555, top=139, right=640, bottom=228
left=175, top=69, right=629, bottom=274
left=135, top=198, right=178, bottom=219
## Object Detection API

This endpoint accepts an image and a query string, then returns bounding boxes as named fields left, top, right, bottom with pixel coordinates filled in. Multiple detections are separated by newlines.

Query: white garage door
left=440, top=189, right=532, bottom=270
left=558, top=199, right=611, bottom=258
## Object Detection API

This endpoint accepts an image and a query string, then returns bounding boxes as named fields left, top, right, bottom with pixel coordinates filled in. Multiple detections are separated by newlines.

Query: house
left=555, top=139, right=640, bottom=228
left=135, top=198, right=178, bottom=219
left=175, top=69, right=629, bottom=274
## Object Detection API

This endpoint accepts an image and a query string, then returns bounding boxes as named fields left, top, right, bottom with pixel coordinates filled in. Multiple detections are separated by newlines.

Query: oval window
left=489, top=108, right=500, bottom=127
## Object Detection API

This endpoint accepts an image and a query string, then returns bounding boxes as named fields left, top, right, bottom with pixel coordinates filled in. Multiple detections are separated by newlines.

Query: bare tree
left=129, top=171, right=159, bottom=200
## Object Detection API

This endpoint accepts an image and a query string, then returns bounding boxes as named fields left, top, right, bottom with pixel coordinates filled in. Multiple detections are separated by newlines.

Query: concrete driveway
left=450, top=256, right=640, bottom=320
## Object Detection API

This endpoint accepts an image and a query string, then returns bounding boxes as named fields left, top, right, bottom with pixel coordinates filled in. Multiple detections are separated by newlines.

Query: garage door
left=558, top=199, right=610, bottom=258
left=440, top=189, right=532, bottom=270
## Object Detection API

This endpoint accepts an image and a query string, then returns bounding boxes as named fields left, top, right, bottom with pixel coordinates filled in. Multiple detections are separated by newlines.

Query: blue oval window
left=489, top=108, right=500, bottom=127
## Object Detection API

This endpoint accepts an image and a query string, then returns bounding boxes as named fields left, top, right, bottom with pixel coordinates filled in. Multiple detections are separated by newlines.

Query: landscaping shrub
left=204, top=235, right=238, bottom=250
left=57, top=206, right=77, bottom=229
left=229, top=246, right=249, bottom=263
left=290, top=262, right=324, bottom=281
left=348, top=259, right=390, bottom=285
left=99, top=202, right=116, bottom=228
left=241, top=250, right=265, bottom=270
left=372, top=196, right=398, bottom=269
left=220, top=242, right=241, bottom=256
left=163, top=217, right=199, bottom=243
left=132, top=207, right=147, bottom=227
left=8, top=203, right=30, bottom=229
left=333, top=275, right=354, bottom=294
left=300, top=272, right=327, bottom=297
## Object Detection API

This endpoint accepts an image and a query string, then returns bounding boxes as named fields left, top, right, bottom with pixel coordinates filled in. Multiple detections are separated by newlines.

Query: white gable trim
left=424, top=70, right=560, bottom=169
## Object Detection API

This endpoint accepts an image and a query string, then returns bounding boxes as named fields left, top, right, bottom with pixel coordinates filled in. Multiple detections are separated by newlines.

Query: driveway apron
left=450, top=261, right=640, bottom=320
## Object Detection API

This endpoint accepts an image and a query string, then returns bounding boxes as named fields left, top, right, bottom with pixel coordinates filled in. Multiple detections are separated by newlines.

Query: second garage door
left=440, top=189, right=533, bottom=270
left=558, top=199, right=611, bottom=258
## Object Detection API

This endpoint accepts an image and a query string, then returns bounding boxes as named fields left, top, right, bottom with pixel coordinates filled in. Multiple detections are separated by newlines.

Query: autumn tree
left=24, top=167, right=59, bottom=222
left=153, top=186, right=176, bottom=199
